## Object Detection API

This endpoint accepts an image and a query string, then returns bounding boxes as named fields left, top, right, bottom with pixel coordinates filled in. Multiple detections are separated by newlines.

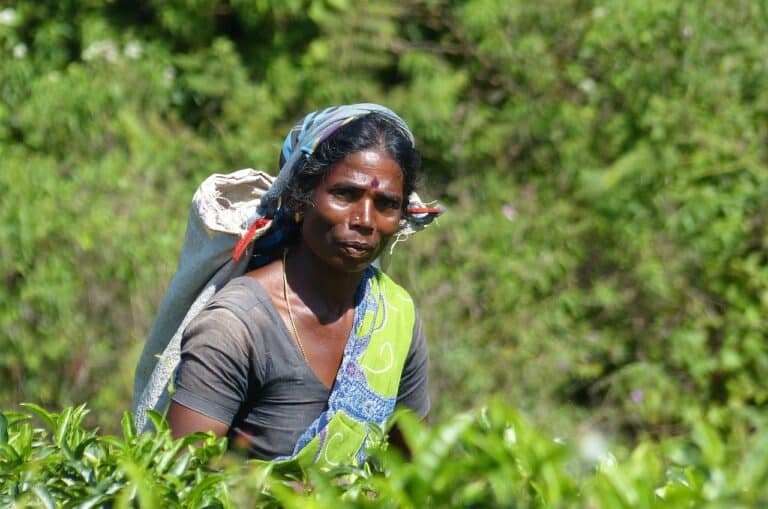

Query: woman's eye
left=377, top=198, right=401, bottom=210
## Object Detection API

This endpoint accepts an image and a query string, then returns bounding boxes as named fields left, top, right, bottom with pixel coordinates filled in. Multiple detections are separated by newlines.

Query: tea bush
left=2, top=402, right=768, bottom=508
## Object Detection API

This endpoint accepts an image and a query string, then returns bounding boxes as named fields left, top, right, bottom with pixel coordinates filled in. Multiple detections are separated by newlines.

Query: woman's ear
left=291, top=199, right=308, bottom=223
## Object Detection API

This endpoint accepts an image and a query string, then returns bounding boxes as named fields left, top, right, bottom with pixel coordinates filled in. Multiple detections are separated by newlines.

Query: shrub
left=2, top=402, right=768, bottom=508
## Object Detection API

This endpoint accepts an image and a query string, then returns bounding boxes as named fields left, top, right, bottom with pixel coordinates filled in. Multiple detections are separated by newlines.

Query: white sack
left=132, top=169, right=273, bottom=432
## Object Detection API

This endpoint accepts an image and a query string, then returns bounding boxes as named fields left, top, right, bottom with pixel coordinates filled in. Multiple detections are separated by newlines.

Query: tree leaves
left=3, top=402, right=768, bottom=507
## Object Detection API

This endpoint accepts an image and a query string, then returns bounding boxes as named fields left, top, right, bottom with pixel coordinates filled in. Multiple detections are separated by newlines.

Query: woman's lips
left=337, top=240, right=375, bottom=258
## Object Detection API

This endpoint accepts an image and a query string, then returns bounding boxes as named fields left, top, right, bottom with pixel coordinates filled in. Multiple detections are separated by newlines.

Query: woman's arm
left=395, top=313, right=430, bottom=418
left=169, top=293, right=257, bottom=442
left=167, top=401, right=230, bottom=440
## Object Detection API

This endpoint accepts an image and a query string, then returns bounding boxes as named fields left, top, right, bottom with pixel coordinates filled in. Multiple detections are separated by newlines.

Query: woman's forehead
left=325, top=150, right=404, bottom=189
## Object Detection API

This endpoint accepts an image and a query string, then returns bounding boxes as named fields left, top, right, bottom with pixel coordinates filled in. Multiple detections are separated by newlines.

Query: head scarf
left=234, top=103, right=443, bottom=261
left=258, top=103, right=415, bottom=217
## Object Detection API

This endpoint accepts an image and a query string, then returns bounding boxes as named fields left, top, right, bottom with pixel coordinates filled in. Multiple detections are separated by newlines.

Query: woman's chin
left=330, top=251, right=378, bottom=273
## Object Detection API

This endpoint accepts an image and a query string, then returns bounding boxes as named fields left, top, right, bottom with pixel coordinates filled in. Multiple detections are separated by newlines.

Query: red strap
left=232, top=217, right=271, bottom=262
left=407, top=207, right=443, bottom=215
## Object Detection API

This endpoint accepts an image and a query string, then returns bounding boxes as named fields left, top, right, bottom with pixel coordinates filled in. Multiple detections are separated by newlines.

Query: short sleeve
left=172, top=305, right=253, bottom=425
left=395, top=312, right=430, bottom=418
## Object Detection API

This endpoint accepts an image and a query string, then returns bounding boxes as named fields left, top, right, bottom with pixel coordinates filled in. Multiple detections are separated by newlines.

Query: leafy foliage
left=1, top=402, right=768, bottom=508
left=2, top=0, right=768, bottom=503
left=0, top=404, right=230, bottom=508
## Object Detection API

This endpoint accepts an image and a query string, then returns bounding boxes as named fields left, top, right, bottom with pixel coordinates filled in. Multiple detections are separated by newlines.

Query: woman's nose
left=351, top=199, right=373, bottom=229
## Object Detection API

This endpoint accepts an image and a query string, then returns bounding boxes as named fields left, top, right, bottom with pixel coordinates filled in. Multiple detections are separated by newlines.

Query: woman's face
left=300, top=148, right=404, bottom=273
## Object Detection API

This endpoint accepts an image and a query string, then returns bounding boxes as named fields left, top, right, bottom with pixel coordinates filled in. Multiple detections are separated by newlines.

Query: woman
left=166, top=104, right=439, bottom=467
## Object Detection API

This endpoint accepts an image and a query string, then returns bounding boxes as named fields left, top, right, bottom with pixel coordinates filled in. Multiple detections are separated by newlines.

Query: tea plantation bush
left=2, top=401, right=768, bottom=508
left=2, top=0, right=768, bottom=504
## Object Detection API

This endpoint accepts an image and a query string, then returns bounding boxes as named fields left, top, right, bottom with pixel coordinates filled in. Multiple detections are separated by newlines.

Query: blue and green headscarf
left=259, top=103, right=416, bottom=218
left=234, top=103, right=442, bottom=263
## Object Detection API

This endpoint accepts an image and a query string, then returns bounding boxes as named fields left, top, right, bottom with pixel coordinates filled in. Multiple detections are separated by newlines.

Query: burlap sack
left=132, top=169, right=273, bottom=432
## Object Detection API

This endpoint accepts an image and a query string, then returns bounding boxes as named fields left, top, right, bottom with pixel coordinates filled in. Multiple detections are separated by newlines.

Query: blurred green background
left=1, top=0, right=767, bottom=452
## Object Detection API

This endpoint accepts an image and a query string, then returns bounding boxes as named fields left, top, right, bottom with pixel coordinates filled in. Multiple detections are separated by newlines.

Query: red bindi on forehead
left=371, top=177, right=380, bottom=188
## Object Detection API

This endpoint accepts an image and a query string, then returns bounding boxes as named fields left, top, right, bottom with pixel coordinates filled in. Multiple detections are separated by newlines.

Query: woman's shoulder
left=188, top=274, right=284, bottom=348
left=371, top=267, right=415, bottom=304
left=207, top=274, right=276, bottom=318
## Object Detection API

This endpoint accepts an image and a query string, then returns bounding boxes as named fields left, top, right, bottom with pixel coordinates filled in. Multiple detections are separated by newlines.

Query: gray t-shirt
left=172, top=275, right=430, bottom=459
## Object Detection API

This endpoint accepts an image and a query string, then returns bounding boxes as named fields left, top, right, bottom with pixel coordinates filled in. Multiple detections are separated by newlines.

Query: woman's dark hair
left=280, top=112, right=421, bottom=217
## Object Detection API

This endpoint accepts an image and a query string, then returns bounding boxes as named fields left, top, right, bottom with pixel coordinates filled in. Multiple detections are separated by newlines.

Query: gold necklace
left=282, top=250, right=308, bottom=361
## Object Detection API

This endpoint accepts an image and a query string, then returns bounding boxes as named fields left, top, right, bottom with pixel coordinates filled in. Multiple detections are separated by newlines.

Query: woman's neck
left=284, top=242, right=364, bottom=320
